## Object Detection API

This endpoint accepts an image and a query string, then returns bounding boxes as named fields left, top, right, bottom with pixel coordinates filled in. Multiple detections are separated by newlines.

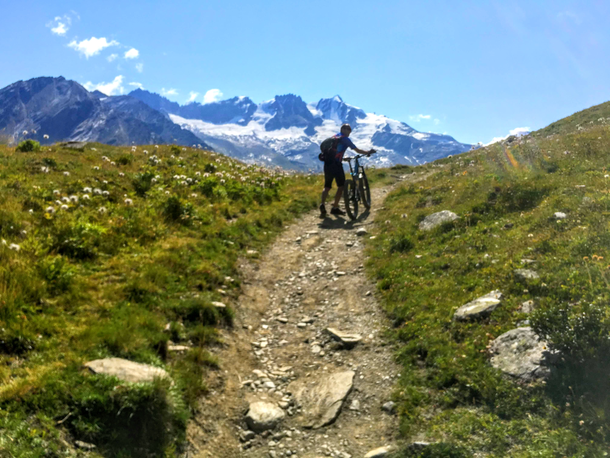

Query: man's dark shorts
left=324, top=161, right=346, bottom=188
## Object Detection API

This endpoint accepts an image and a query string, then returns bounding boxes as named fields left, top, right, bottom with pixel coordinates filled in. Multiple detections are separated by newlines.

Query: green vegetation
left=15, top=139, right=41, bottom=152
left=368, top=124, right=610, bottom=456
left=0, top=142, right=318, bottom=456
left=534, top=100, right=610, bottom=138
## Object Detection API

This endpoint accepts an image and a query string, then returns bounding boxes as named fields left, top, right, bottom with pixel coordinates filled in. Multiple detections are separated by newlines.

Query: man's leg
left=332, top=187, right=343, bottom=208
left=321, top=187, right=331, bottom=205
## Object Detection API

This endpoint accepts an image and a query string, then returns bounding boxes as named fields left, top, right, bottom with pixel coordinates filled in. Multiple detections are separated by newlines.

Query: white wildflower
left=53, top=190, right=61, bottom=196
left=124, top=198, right=133, bottom=206
left=8, top=244, right=20, bottom=252
left=93, top=166, right=100, bottom=170
left=191, top=193, right=197, bottom=198
left=119, top=172, right=125, bottom=177
left=83, top=187, right=92, bottom=193
left=69, top=195, right=78, bottom=203
left=111, top=161, right=116, bottom=166
left=61, top=197, right=70, bottom=203
left=43, top=134, right=49, bottom=140
left=46, top=206, right=55, bottom=214
left=195, top=171, right=201, bottom=176
left=82, top=194, right=90, bottom=200
left=102, top=191, right=109, bottom=196
left=93, top=188, right=102, bottom=195
left=98, top=207, right=107, bottom=214
left=60, top=204, right=69, bottom=211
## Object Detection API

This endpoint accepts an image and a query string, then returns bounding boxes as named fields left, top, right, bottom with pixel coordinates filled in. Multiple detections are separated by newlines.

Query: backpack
left=318, top=136, right=342, bottom=162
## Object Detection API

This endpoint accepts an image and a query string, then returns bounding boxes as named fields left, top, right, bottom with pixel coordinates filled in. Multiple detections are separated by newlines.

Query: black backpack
left=318, top=136, right=341, bottom=162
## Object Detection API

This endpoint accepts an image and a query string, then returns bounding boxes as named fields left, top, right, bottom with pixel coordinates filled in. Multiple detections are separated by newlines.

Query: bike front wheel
left=359, top=173, right=371, bottom=210
left=344, top=179, right=359, bottom=220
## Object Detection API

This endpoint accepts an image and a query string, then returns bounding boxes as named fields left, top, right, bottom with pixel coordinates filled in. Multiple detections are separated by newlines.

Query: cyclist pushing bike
left=320, top=123, right=375, bottom=217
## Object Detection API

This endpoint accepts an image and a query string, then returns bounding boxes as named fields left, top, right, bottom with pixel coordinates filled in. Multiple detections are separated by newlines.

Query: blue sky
left=1, top=0, right=609, bottom=144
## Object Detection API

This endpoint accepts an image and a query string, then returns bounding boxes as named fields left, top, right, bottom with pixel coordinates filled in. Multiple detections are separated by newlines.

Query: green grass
left=534, top=99, right=610, bottom=138
left=368, top=124, right=610, bottom=456
left=0, top=142, right=319, bottom=456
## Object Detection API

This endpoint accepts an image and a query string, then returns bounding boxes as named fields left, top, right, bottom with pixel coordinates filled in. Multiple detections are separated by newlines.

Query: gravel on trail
left=186, top=180, right=421, bottom=458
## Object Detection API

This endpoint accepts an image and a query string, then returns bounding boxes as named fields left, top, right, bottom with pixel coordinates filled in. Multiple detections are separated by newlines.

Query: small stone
left=277, top=317, right=289, bottom=323
left=514, top=269, right=540, bottom=281
left=297, top=323, right=307, bottom=329
left=364, top=446, right=394, bottom=458
left=212, top=301, right=226, bottom=309
left=240, top=430, right=256, bottom=442
left=74, top=441, right=96, bottom=451
left=245, top=401, right=285, bottom=432
left=453, top=291, right=502, bottom=321
left=356, top=228, right=368, bottom=236
left=489, top=327, right=550, bottom=381
left=381, top=401, right=396, bottom=414
left=325, top=328, right=362, bottom=348
left=418, top=210, right=459, bottom=231
left=311, top=345, right=322, bottom=354
left=167, top=344, right=190, bottom=352
left=349, top=399, right=360, bottom=411
left=83, top=358, right=170, bottom=384
left=521, top=300, right=535, bottom=313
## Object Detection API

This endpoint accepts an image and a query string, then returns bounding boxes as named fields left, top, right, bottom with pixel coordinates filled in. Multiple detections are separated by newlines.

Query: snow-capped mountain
left=129, top=90, right=471, bottom=170
left=0, top=77, right=206, bottom=147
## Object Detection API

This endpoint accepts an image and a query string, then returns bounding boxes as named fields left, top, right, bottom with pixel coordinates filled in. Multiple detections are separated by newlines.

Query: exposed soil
left=187, top=181, right=414, bottom=458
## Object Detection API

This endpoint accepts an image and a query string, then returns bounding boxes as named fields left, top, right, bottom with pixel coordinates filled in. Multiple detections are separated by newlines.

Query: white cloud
left=203, top=89, right=223, bottom=104
left=129, top=82, right=144, bottom=90
left=135, top=63, right=144, bottom=73
left=107, top=53, right=118, bottom=62
left=83, top=75, right=124, bottom=96
left=409, top=114, right=432, bottom=122
left=68, top=37, right=119, bottom=58
left=434, top=118, right=440, bottom=125
left=47, top=15, right=72, bottom=36
left=124, top=48, right=139, bottom=59
left=486, top=126, right=530, bottom=145
left=161, top=88, right=178, bottom=97
left=187, top=91, right=199, bottom=103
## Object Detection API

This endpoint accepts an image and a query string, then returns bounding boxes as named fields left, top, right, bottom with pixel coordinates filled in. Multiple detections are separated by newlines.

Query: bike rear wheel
left=344, top=179, right=359, bottom=220
left=359, top=173, right=371, bottom=210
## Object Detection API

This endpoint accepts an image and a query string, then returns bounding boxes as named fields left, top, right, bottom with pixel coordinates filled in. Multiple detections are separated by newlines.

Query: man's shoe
left=319, top=204, right=327, bottom=217
left=330, top=207, right=346, bottom=216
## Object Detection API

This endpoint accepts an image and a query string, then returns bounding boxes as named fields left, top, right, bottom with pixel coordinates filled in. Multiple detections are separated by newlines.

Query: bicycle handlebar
left=343, top=150, right=377, bottom=162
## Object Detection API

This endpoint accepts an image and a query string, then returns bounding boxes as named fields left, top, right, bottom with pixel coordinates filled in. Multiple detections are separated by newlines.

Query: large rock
left=419, top=210, right=459, bottom=231
left=83, top=358, right=170, bottom=383
left=454, top=291, right=502, bottom=321
left=245, top=401, right=285, bottom=432
left=288, top=371, right=355, bottom=429
left=489, top=327, right=549, bottom=381
left=325, top=327, right=362, bottom=348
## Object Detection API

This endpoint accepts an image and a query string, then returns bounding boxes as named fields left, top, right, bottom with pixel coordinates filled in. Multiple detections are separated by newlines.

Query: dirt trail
left=187, top=182, right=412, bottom=458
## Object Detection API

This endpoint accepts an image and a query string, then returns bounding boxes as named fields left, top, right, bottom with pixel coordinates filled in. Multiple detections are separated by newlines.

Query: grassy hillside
left=0, top=142, right=318, bottom=456
left=368, top=123, right=610, bottom=456
left=534, top=99, right=610, bottom=138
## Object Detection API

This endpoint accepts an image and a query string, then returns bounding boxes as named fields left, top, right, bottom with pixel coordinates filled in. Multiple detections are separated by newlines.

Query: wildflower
left=102, top=191, right=110, bottom=196
left=203, top=173, right=210, bottom=178
left=220, top=179, right=226, bottom=184
left=154, top=145, right=159, bottom=148
left=1, top=239, right=5, bottom=246
left=93, top=166, right=100, bottom=170
left=151, top=178, right=157, bottom=183
left=55, top=200, right=62, bottom=206
left=53, top=190, right=61, bottom=195
left=165, top=191, right=170, bottom=195
left=91, top=147, right=97, bottom=151
left=69, top=195, right=78, bottom=203
left=43, top=134, right=49, bottom=139
left=191, top=192, right=198, bottom=198
left=82, top=194, right=90, bottom=200
left=182, top=148, right=186, bottom=151
left=195, top=171, right=201, bottom=176
left=93, top=188, right=102, bottom=195
left=119, top=172, right=125, bottom=177
left=98, top=207, right=107, bottom=214
left=143, top=150, right=149, bottom=155
left=46, top=206, right=55, bottom=214
left=9, top=244, right=20, bottom=251
left=111, top=161, right=116, bottom=166
left=103, top=180, right=108, bottom=184
left=61, top=197, right=70, bottom=203
left=124, top=198, right=133, bottom=206
left=83, top=187, right=92, bottom=193
left=102, top=156, right=109, bottom=161
left=60, top=204, right=69, bottom=211
left=22, top=130, right=28, bottom=135
left=28, top=209, right=34, bottom=214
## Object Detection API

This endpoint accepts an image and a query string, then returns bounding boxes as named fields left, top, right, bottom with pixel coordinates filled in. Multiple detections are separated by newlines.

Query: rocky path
left=187, top=185, right=404, bottom=458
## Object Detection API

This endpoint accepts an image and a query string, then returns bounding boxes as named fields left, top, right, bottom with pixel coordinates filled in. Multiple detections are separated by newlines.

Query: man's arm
left=345, top=138, right=374, bottom=156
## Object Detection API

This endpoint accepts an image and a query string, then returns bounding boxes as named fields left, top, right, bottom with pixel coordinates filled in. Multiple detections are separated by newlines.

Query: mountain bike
left=342, top=151, right=376, bottom=220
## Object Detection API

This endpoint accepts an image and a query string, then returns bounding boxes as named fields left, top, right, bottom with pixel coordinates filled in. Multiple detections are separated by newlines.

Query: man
left=320, top=123, right=374, bottom=217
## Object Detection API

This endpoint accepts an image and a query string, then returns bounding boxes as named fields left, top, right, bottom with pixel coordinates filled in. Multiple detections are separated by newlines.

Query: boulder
left=489, top=327, right=549, bottom=381
left=325, top=327, right=362, bottom=348
left=453, top=291, right=502, bottom=321
left=514, top=269, right=540, bottom=281
left=288, top=371, right=355, bottom=429
left=245, top=401, right=285, bottom=432
left=521, top=300, right=535, bottom=313
left=419, top=211, right=459, bottom=231
left=83, top=358, right=170, bottom=383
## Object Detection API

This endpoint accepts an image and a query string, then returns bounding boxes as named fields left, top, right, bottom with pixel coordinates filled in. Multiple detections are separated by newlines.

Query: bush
left=132, top=171, right=156, bottom=197
left=163, top=196, right=194, bottom=223
left=16, top=140, right=41, bottom=152
left=116, top=154, right=133, bottom=165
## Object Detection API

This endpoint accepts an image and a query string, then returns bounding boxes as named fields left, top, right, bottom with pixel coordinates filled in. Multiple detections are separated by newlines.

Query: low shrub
left=16, top=140, right=41, bottom=153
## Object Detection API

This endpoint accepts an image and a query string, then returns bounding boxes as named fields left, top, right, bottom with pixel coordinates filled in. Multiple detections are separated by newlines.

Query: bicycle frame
left=344, top=155, right=367, bottom=200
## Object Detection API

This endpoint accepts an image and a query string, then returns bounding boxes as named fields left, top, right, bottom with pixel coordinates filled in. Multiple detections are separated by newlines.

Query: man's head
left=340, top=123, right=352, bottom=136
